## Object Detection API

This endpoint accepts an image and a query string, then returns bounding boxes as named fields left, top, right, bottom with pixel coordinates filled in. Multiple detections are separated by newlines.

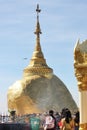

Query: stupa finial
left=36, top=4, right=41, bottom=22
left=34, top=4, right=42, bottom=35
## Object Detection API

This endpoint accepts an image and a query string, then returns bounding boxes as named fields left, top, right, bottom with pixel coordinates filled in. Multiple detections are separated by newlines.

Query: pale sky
left=0, top=0, right=87, bottom=113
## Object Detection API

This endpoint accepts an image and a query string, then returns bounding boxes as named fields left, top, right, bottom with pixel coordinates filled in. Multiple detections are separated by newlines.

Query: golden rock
left=8, top=74, right=77, bottom=114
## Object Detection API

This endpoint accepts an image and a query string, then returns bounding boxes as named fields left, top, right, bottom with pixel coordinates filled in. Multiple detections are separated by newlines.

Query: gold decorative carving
left=79, top=123, right=87, bottom=130
left=74, top=40, right=87, bottom=91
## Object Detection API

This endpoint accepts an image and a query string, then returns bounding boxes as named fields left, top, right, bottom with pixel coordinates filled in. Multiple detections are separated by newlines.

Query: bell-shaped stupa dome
left=7, top=4, right=77, bottom=114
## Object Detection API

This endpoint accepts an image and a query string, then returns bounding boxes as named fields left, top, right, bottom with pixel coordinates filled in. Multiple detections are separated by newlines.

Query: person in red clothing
left=58, top=120, right=63, bottom=129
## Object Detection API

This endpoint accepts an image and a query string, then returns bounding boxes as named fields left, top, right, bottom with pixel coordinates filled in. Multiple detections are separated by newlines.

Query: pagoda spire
left=34, top=4, right=42, bottom=35
left=24, top=4, right=53, bottom=78
left=34, top=4, right=42, bottom=54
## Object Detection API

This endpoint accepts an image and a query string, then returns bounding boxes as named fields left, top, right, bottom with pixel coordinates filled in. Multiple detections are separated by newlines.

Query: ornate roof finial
left=36, top=4, right=41, bottom=22
left=34, top=4, right=42, bottom=35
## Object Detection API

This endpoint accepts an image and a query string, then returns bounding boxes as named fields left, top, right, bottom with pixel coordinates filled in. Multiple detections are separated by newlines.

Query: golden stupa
left=7, top=5, right=77, bottom=114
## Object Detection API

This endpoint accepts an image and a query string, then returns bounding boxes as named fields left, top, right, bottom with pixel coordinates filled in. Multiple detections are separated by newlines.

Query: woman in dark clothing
left=74, top=111, right=79, bottom=130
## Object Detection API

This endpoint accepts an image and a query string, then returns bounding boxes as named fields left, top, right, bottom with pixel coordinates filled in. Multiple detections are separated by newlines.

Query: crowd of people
left=42, top=108, right=79, bottom=130
left=0, top=107, right=80, bottom=130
